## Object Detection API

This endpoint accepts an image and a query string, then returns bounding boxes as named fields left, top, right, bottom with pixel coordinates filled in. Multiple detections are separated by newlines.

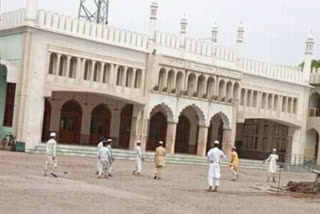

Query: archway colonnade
left=240, top=88, right=298, bottom=115
left=41, top=92, right=134, bottom=150
left=48, top=52, right=143, bottom=89
left=147, top=103, right=232, bottom=156
left=155, top=68, right=240, bottom=104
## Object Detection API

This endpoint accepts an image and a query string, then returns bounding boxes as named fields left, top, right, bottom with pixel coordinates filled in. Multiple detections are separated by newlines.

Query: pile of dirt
left=285, top=181, right=320, bottom=194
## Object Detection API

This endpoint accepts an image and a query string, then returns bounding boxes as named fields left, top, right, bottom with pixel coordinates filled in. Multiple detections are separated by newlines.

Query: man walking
left=154, top=141, right=166, bottom=180
left=264, top=148, right=279, bottom=183
left=133, top=141, right=144, bottom=176
left=97, top=141, right=112, bottom=179
left=106, top=139, right=114, bottom=177
left=230, top=146, right=240, bottom=181
left=44, top=132, right=58, bottom=177
left=96, top=137, right=105, bottom=175
left=207, top=140, right=227, bottom=192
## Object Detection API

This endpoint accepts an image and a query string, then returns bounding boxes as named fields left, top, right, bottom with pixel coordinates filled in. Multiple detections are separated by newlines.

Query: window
left=3, top=83, right=16, bottom=127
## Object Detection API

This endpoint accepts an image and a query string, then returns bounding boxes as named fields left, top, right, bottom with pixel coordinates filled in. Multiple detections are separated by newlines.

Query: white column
left=55, top=54, right=61, bottom=79
left=196, top=126, right=208, bottom=157
left=65, top=56, right=71, bottom=78
left=166, top=122, right=177, bottom=154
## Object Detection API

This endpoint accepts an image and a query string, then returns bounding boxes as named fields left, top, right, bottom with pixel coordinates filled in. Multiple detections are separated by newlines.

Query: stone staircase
left=29, top=144, right=272, bottom=170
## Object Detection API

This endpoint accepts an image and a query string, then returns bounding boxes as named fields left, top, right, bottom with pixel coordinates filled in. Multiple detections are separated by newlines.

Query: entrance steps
left=29, top=144, right=271, bottom=170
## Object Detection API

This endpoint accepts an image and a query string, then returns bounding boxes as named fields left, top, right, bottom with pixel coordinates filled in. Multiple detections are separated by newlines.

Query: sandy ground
left=0, top=151, right=319, bottom=214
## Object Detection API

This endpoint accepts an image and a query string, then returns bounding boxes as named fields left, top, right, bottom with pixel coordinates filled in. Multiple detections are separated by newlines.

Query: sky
left=2, top=0, right=320, bottom=65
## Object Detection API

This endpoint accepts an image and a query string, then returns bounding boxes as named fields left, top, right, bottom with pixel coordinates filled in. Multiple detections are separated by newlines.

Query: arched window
left=293, top=98, right=298, bottom=114
left=187, top=73, right=197, bottom=96
left=274, top=95, right=279, bottom=111
left=59, top=55, right=67, bottom=76
left=84, top=60, right=92, bottom=80
left=207, top=77, right=215, bottom=100
left=268, top=94, right=273, bottom=110
left=287, top=98, right=293, bottom=113
left=69, top=57, right=77, bottom=78
left=48, top=53, right=57, bottom=74
left=93, top=62, right=101, bottom=82
left=176, top=72, right=184, bottom=94
left=233, top=82, right=240, bottom=102
left=261, top=93, right=267, bottom=109
left=116, top=66, right=125, bottom=86
left=282, top=97, right=287, bottom=112
left=126, top=68, right=134, bottom=87
left=240, top=89, right=245, bottom=106
left=134, top=69, right=142, bottom=88
left=102, top=64, right=110, bottom=83
left=246, top=90, right=252, bottom=107
left=226, top=81, right=233, bottom=102
left=253, top=91, right=258, bottom=107
left=167, top=70, right=175, bottom=93
left=218, top=80, right=225, bottom=101
left=197, top=75, right=206, bottom=98
left=158, top=68, right=167, bottom=91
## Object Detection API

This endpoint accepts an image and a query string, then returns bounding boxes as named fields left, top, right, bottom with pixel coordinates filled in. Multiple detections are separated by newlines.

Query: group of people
left=43, top=132, right=279, bottom=192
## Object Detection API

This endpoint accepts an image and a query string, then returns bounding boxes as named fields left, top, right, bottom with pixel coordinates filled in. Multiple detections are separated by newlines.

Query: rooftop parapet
left=240, top=58, right=304, bottom=84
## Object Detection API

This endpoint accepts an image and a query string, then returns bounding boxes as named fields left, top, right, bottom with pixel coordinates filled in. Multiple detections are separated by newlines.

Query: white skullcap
left=50, top=132, right=56, bottom=137
left=137, top=140, right=141, bottom=144
left=159, top=141, right=164, bottom=145
left=272, top=148, right=277, bottom=152
left=214, top=140, right=220, bottom=145
left=107, top=139, right=112, bottom=142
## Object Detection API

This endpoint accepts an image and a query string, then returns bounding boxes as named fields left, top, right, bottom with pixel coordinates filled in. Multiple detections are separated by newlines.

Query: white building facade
left=0, top=0, right=318, bottom=164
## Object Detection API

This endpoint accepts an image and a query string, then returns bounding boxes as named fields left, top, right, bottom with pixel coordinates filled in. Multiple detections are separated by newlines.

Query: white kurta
left=135, top=145, right=143, bottom=173
left=207, top=147, right=227, bottom=179
left=266, top=154, right=279, bottom=173
left=96, top=141, right=104, bottom=171
left=46, top=139, right=57, bottom=157
left=98, top=147, right=111, bottom=176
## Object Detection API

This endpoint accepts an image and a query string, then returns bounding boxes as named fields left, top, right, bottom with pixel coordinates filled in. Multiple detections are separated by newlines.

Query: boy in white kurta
left=96, top=137, right=105, bottom=175
left=44, top=133, right=58, bottom=177
left=264, top=148, right=279, bottom=183
left=207, top=140, right=227, bottom=192
left=133, top=141, right=144, bottom=175
left=97, top=141, right=112, bottom=179
left=106, top=139, right=114, bottom=176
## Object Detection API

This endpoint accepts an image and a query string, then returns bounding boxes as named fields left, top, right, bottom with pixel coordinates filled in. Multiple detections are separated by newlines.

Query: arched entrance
left=59, top=100, right=82, bottom=144
left=175, top=115, right=192, bottom=153
left=89, top=104, right=111, bottom=145
left=207, top=114, right=224, bottom=152
left=147, top=112, right=167, bottom=151
left=175, top=106, right=201, bottom=154
left=41, top=98, right=52, bottom=142
left=118, top=104, right=133, bottom=149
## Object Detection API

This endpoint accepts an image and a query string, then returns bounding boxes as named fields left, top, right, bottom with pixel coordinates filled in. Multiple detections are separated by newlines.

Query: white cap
left=137, top=140, right=141, bottom=144
left=50, top=132, right=56, bottom=137
left=159, top=141, right=164, bottom=145
left=214, top=140, right=220, bottom=145
left=107, top=139, right=112, bottom=142
left=272, top=148, right=277, bottom=152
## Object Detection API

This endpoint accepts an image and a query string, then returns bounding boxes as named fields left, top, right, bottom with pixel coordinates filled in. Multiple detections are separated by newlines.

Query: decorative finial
left=237, top=21, right=244, bottom=43
left=211, top=22, right=218, bottom=43
left=180, top=14, right=188, bottom=34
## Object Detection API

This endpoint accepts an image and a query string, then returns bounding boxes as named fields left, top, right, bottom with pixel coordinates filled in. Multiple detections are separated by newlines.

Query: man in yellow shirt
left=230, top=146, right=239, bottom=181
left=154, top=141, right=166, bottom=180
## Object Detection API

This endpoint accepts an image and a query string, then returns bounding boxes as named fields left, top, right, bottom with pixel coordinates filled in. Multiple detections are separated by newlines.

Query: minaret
left=303, top=32, right=314, bottom=83
left=180, top=15, right=187, bottom=35
left=236, top=22, right=244, bottom=60
left=25, top=0, right=38, bottom=26
left=211, top=22, right=218, bottom=43
left=148, top=0, right=158, bottom=41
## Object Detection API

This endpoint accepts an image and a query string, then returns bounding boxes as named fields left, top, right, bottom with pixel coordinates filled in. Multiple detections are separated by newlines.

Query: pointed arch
left=167, top=70, right=176, bottom=93
left=179, top=104, right=206, bottom=126
left=150, top=103, right=174, bottom=123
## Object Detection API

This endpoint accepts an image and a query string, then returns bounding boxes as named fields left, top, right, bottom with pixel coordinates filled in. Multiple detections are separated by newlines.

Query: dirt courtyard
left=0, top=151, right=319, bottom=214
